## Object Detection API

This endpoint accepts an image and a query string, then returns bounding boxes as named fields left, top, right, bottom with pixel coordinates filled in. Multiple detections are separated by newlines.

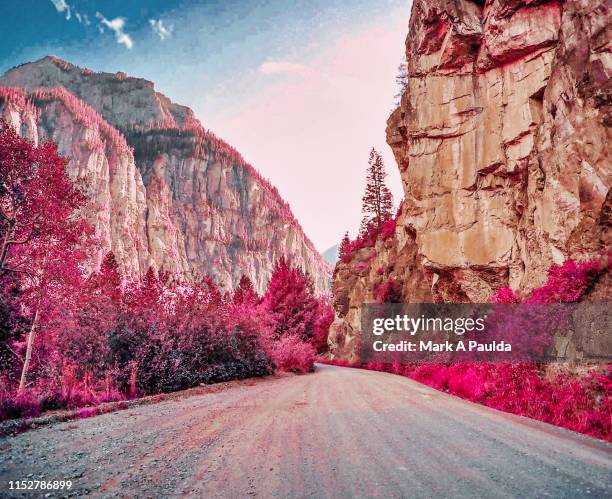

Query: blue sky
left=0, top=0, right=412, bottom=251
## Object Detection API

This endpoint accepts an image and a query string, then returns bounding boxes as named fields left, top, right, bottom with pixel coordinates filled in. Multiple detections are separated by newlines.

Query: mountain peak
left=0, top=57, right=331, bottom=293
left=0, top=56, right=188, bottom=131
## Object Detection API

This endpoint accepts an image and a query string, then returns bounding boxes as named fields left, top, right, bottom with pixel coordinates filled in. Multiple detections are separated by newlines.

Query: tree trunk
left=0, top=220, right=14, bottom=272
left=18, top=307, right=40, bottom=393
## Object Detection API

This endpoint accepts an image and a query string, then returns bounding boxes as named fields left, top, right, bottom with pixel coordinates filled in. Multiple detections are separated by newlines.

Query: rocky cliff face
left=329, top=0, right=611, bottom=361
left=0, top=57, right=330, bottom=293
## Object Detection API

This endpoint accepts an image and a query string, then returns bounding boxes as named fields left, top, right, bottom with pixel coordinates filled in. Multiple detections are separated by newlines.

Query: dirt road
left=1, top=364, right=610, bottom=498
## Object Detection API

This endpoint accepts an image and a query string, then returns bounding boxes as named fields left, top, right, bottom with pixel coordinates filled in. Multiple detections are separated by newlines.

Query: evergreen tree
left=262, top=258, right=319, bottom=342
left=233, top=274, right=259, bottom=305
left=360, top=148, right=393, bottom=234
left=338, top=232, right=351, bottom=262
left=394, top=57, right=408, bottom=107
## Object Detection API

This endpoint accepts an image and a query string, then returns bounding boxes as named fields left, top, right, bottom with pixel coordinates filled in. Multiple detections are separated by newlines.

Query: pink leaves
left=269, top=335, right=316, bottom=374
left=0, top=120, right=92, bottom=323
left=380, top=218, right=397, bottom=240
left=526, top=259, right=602, bottom=304
left=491, top=286, right=521, bottom=304
left=339, top=213, right=399, bottom=264
left=373, top=278, right=401, bottom=303
left=493, top=259, right=603, bottom=305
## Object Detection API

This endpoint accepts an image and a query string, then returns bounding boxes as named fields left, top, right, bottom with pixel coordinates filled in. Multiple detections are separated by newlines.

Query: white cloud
left=96, top=12, right=134, bottom=49
left=149, top=19, right=173, bottom=41
left=74, top=12, right=90, bottom=26
left=258, top=61, right=307, bottom=75
left=49, top=1, right=91, bottom=26
left=50, top=0, right=71, bottom=20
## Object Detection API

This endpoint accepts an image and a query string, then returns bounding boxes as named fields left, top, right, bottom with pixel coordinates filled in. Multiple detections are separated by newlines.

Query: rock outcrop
left=329, top=0, right=611, bottom=361
left=0, top=57, right=330, bottom=293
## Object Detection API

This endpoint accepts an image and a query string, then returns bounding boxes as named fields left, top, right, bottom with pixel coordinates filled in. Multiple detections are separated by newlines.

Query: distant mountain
left=0, top=56, right=331, bottom=293
left=322, top=244, right=339, bottom=266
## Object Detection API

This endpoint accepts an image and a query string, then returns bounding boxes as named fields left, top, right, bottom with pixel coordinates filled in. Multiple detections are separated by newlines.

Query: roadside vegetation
left=322, top=259, right=611, bottom=442
left=329, top=146, right=611, bottom=442
left=0, top=120, right=333, bottom=422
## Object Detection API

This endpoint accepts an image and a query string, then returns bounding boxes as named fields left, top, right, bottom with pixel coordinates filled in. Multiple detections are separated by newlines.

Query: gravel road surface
left=1, top=364, right=610, bottom=498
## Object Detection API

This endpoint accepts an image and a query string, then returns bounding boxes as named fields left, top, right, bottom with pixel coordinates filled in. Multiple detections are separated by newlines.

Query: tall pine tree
left=360, top=148, right=393, bottom=235
left=338, top=232, right=351, bottom=262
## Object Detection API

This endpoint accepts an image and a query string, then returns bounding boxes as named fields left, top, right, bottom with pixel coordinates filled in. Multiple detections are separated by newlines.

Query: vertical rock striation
left=0, top=57, right=330, bottom=293
left=329, top=0, right=611, bottom=361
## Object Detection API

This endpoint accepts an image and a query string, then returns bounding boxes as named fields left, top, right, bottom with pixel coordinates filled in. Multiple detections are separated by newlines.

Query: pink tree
left=233, top=274, right=259, bottom=305
left=338, top=232, right=351, bottom=263
left=360, top=148, right=393, bottom=235
left=66, top=253, right=123, bottom=376
left=262, top=258, right=320, bottom=342
left=0, top=120, right=92, bottom=392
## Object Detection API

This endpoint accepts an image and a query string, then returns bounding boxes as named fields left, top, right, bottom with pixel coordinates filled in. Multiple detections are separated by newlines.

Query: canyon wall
left=0, top=57, right=330, bottom=293
left=329, top=0, right=611, bottom=361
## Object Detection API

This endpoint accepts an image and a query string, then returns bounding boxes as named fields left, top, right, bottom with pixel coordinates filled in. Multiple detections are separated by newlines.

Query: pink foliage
left=492, top=259, right=603, bottom=304
left=0, top=250, right=332, bottom=421
left=270, top=336, right=316, bottom=374
left=374, top=278, right=402, bottom=303
left=262, top=258, right=330, bottom=348
left=321, top=257, right=611, bottom=441
left=341, top=216, right=399, bottom=264
left=380, top=218, right=397, bottom=240
left=491, top=286, right=522, bottom=304
left=525, top=259, right=602, bottom=304
left=318, top=359, right=611, bottom=442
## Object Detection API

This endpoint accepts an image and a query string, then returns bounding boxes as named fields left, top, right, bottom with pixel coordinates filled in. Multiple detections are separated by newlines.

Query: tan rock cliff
left=329, top=0, right=611, bottom=362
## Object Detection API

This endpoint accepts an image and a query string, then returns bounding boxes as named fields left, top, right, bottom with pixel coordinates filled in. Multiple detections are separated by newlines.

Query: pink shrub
left=339, top=213, right=399, bottom=264
left=320, top=258, right=610, bottom=441
left=271, top=336, right=316, bottom=374
left=380, top=218, right=397, bottom=240
left=0, top=391, right=42, bottom=420
left=374, top=278, right=402, bottom=303
left=312, top=302, right=334, bottom=353
left=491, top=286, right=522, bottom=304
left=526, top=259, right=602, bottom=304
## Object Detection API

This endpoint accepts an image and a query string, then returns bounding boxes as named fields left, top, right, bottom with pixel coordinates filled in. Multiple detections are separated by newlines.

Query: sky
left=0, top=0, right=412, bottom=252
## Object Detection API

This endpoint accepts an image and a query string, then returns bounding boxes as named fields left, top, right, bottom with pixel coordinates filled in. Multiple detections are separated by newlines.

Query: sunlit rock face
left=329, top=0, right=611, bottom=362
left=0, top=57, right=331, bottom=293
